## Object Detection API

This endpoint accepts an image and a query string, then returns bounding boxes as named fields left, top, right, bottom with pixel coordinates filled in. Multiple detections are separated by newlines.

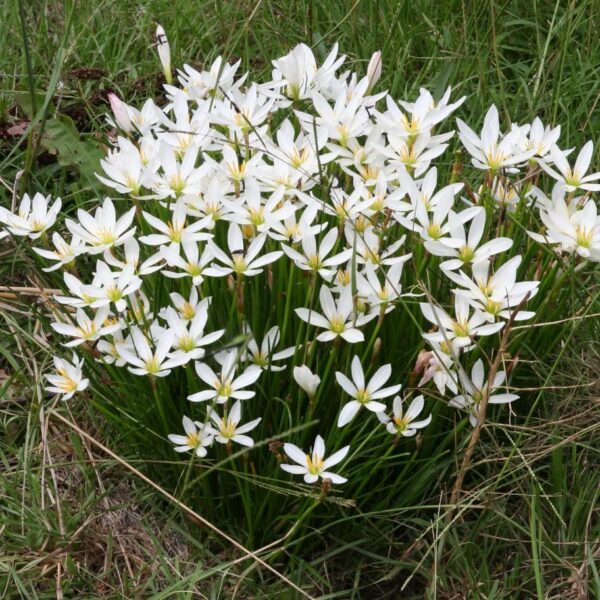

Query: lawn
left=1, top=1, right=599, bottom=598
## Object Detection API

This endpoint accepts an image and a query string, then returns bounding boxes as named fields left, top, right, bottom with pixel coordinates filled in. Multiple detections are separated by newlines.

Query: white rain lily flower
left=281, top=435, right=349, bottom=484
left=0, top=193, right=61, bottom=239
left=206, top=400, right=262, bottom=447
left=425, top=207, right=513, bottom=271
left=366, top=50, right=382, bottom=92
left=522, top=117, right=560, bottom=158
left=295, top=285, right=376, bottom=343
left=34, top=233, right=85, bottom=272
left=347, top=226, right=407, bottom=268
left=282, top=228, right=352, bottom=280
left=188, top=349, right=262, bottom=404
left=161, top=303, right=224, bottom=361
left=293, top=365, right=321, bottom=398
left=150, top=143, right=206, bottom=199
left=156, top=24, right=172, bottom=84
left=269, top=203, right=325, bottom=243
left=336, top=355, right=401, bottom=427
left=456, top=105, right=535, bottom=171
left=116, top=327, right=186, bottom=377
left=529, top=194, right=600, bottom=260
left=45, top=353, right=89, bottom=400
left=449, top=359, right=519, bottom=426
left=66, top=197, right=136, bottom=254
left=272, top=43, right=344, bottom=101
left=96, top=329, right=129, bottom=367
left=161, top=240, right=215, bottom=286
left=379, top=88, right=465, bottom=139
left=177, top=56, right=243, bottom=100
left=220, top=144, right=264, bottom=184
left=168, top=416, right=214, bottom=457
left=538, top=141, right=600, bottom=192
left=447, top=256, right=539, bottom=322
left=103, top=237, right=164, bottom=276
left=107, top=93, right=133, bottom=132
left=223, top=180, right=295, bottom=234
left=158, top=286, right=202, bottom=321
left=241, top=324, right=294, bottom=371
left=84, top=261, right=142, bottom=313
left=418, top=340, right=461, bottom=395
left=205, top=224, right=282, bottom=277
left=377, top=395, right=432, bottom=437
left=96, top=136, right=145, bottom=195
left=420, top=295, right=504, bottom=348
left=139, top=197, right=213, bottom=247
left=51, top=306, right=121, bottom=347
left=355, top=260, right=410, bottom=310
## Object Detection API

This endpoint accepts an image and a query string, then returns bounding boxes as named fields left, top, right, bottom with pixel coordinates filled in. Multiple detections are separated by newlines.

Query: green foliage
left=1, top=1, right=599, bottom=598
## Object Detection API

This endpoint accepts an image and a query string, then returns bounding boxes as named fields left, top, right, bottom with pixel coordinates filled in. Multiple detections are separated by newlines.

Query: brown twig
left=49, top=410, right=316, bottom=600
left=449, top=294, right=530, bottom=506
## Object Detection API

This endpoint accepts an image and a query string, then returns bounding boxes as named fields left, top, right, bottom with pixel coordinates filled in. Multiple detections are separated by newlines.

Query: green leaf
left=41, top=114, right=107, bottom=191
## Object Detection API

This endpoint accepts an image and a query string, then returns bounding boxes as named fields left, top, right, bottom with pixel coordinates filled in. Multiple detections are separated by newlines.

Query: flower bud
left=366, top=51, right=382, bottom=92
left=156, top=24, right=172, bottom=84
left=108, top=93, right=132, bottom=132
left=293, top=365, right=320, bottom=398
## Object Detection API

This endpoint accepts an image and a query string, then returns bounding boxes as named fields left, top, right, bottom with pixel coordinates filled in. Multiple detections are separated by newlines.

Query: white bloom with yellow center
left=377, top=395, right=432, bottom=437
left=168, top=416, right=214, bottom=457
left=281, top=435, right=349, bottom=484
left=45, top=353, right=89, bottom=400
left=206, top=400, right=261, bottom=447
left=336, top=355, right=401, bottom=427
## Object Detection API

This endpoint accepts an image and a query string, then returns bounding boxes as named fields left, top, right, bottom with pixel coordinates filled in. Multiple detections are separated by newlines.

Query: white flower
left=66, top=197, right=136, bottom=254
left=538, top=141, right=600, bottom=192
left=161, top=240, right=214, bottom=285
left=528, top=189, right=600, bottom=260
left=206, top=400, right=261, bottom=447
left=447, top=256, right=539, bottom=322
left=336, top=355, right=401, bottom=427
left=84, top=261, right=142, bottom=313
left=205, top=224, right=282, bottom=277
left=377, top=395, right=431, bottom=437
left=450, top=359, right=519, bottom=426
left=295, top=285, right=375, bottom=343
left=293, top=365, right=321, bottom=398
left=0, top=193, right=61, bottom=239
left=456, top=105, right=535, bottom=171
left=139, top=198, right=212, bottom=247
left=116, top=327, right=186, bottom=377
left=282, top=228, right=352, bottom=280
left=159, top=287, right=202, bottom=321
left=168, top=416, right=214, bottom=457
left=96, top=136, right=145, bottom=195
left=366, top=51, right=382, bottom=92
left=425, top=207, right=513, bottom=271
left=34, top=233, right=85, bottom=271
left=241, top=324, right=294, bottom=371
left=51, top=307, right=120, bottom=347
left=188, top=350, right=262, bottom=404
left=45, top=353, right=89, bottom=400
left=281, top=435, right=349, bottom=484
left=420, top=295, right=504, bottom=348
left=156, top=24, right=172, bottom=84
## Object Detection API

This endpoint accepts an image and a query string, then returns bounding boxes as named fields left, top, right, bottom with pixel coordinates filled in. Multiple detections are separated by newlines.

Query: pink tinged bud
left=108, top=93, right=132, bottom=132
left=156, top=24, right=172, bottom=84
left=367, top=51, right=382, bottom=92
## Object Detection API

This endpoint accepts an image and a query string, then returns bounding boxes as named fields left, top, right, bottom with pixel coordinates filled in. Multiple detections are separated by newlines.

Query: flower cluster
left=3, top=27, right=598, bottom=489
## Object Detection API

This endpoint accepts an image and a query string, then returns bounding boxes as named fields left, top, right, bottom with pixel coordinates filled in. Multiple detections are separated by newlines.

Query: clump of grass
left=2, top=2, right=600, bottom=598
